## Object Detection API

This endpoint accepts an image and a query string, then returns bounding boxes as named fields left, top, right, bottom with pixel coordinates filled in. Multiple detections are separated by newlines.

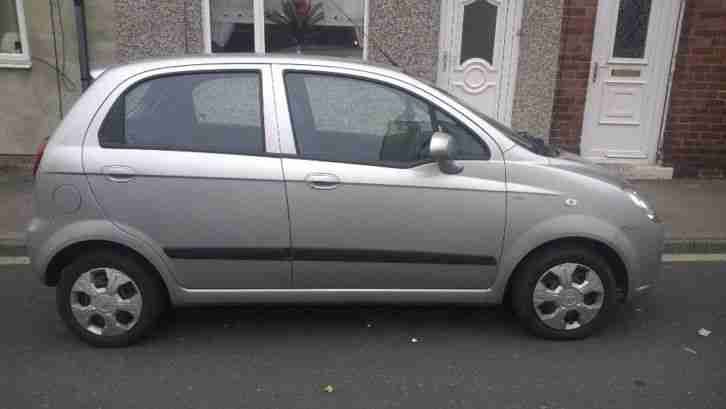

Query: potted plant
left=265, top=0, right=325, bottom=53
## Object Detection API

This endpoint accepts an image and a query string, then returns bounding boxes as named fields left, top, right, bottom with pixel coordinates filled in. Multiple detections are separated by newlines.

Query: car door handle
left=305, top=173, right=340, bottom=190
left=102, top=165, right=136, bottom=183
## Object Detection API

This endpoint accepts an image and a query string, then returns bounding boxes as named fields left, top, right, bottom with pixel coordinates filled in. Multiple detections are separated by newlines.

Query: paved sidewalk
left=0, top=169, right=32, bottom=247
left=632, top=179, right=726, bottom=240
left=1, top=168, right=725, bottom=253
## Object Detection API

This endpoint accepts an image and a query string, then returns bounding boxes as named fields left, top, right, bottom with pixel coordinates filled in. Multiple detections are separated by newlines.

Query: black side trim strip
left=164, top=247, right=291, bottom=261
left=294, top=248, right=497, bottom=266
left=164, top=247, right=496, bottom=266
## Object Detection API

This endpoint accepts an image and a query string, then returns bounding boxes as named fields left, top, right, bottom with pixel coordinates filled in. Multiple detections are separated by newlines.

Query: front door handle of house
left=102, top=165, right=136, bottom=183
left=305, top=173, right=340, bottom=190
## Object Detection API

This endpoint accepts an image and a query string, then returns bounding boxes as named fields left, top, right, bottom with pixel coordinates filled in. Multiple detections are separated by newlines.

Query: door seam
left=279, top=158, right=296, bottom=288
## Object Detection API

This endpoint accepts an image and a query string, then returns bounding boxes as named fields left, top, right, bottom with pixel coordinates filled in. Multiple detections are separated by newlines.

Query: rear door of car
left=83, top=64, right=292, bottom=290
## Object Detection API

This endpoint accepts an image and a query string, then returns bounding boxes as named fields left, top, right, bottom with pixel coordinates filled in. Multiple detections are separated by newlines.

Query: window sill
left=0, top=59, right=32, bottom=69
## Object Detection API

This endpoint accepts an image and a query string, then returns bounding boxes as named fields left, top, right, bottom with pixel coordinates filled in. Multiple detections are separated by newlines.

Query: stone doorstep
left=599, top=163, right=674, bottom=180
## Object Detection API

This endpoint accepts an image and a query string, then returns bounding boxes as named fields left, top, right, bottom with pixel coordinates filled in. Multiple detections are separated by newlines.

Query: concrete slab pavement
left=0, top=168, right=32, bottom=248
left=632, top=179, right=726, bottom=253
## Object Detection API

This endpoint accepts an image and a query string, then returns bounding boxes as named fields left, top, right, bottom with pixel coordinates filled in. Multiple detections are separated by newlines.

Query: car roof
left=94, top=53, right=403, bottom=81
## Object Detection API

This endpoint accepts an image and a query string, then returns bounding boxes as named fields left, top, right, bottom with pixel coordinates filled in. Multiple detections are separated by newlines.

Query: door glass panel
left=460, top=0, right=498, bottom=65
left=210, top=0, right=255, bottom=52
left=100, top=72, right=264, bottom=155
left=612, top=0, right=652, bottom=59
left=264, top=0, right=364, bottom=58
left=284, top=72, right=489, bottom=165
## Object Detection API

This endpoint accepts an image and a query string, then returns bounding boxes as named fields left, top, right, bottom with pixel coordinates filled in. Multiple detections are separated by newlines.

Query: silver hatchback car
left=28, top=55, right=663, bottom=346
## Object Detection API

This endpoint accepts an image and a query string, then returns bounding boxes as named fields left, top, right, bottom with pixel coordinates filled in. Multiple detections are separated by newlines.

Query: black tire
left=511, top=244, right=617, bottom=340
left=56, top=249, right=166, bottom=347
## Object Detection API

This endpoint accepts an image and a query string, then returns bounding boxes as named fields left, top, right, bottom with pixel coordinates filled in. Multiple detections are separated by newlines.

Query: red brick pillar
left=549, top=0, right=598, bottom=153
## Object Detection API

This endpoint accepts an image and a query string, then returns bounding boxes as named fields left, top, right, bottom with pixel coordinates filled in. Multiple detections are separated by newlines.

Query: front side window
left=0, top=0, right=30, bottom=68
left=100, top=72, right=264, bottom=155
left=284, top=72, right=489, bottom=166
left=208, top=0, right=366, bottom=59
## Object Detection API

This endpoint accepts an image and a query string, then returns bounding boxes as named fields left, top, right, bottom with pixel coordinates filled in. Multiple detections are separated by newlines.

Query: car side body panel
left=27, top=174, right=184, bottom=305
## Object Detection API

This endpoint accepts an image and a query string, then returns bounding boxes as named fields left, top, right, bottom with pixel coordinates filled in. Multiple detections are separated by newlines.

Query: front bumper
left=619, top=220, right=665, bottom=301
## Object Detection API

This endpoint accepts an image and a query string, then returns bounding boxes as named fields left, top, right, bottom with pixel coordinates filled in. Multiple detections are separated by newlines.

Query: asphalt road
left=1, top=261, right=724, bottom=409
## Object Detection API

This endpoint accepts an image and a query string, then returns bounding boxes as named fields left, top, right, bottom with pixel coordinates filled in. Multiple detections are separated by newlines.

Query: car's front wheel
left=56, top=250, right=166, bottom=347
left=512, top=244, right=617, bottom=339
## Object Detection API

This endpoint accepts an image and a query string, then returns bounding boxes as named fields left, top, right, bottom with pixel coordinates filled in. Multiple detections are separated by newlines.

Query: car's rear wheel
left=56, top=250, right=165, bottom=347
left=512, top=244, right=617, bottom=339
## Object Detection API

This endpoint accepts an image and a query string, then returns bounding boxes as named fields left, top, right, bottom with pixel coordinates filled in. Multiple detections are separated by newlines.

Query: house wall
left=0, top=1, right=116, bottom=164
left=367, top=0, right=441, bottom=84
left=510, top=0, right=564, bottom=140
left=115, top=0, right=204, bottom=62
left=662, top=0, right=726, bottom=178
left=548, top=0, right=597, bottom=153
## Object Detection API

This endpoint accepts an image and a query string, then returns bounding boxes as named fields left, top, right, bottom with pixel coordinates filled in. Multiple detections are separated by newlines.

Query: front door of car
left=274, top=68, right=506, bottom=289
left=83, top=66, right=292, bottom=290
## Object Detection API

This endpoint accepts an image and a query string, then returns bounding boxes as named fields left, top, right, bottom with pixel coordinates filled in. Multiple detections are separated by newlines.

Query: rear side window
left=99, top=72, right=264, bottom=155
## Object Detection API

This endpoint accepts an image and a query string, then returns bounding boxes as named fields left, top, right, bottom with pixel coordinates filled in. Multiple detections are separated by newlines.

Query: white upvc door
left=581, top=0, right=684, bottom=163
left=437, top=0, right=522, bottom=125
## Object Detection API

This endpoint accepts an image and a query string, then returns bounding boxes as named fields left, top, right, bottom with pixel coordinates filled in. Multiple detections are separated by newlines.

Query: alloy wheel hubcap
left=532, top=262, right=605, bottom=330
left=70, top=268, right=143, bottom=336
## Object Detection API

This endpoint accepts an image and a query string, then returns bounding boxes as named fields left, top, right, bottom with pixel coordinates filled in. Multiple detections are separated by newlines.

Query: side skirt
left=172, top=288, right=499, bottom=306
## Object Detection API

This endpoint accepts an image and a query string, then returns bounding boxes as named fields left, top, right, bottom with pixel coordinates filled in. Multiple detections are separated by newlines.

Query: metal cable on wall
left=41, top=0, right=78, bottom=119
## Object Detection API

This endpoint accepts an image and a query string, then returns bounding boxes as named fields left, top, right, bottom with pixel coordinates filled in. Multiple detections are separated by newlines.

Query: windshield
left=432, top=85, right=538, bottom=152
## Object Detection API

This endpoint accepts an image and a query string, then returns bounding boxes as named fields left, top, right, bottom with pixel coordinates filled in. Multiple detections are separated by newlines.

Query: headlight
left=626, top=189, right=658, bottom=222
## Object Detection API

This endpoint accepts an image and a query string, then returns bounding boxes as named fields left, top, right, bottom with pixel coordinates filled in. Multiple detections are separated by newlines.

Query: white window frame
left=0, top=0, right=31, bottom=68
left=201, top=0, right=369, bottom=59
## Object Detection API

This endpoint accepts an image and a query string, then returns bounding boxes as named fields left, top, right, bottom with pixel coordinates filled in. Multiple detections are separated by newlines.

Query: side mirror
left=429, top=132, right=463, bottom=174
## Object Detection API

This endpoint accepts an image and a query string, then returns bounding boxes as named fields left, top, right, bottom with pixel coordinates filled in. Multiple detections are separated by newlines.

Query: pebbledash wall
left=551, top=0, right=726, bottom=178
left=115, top=0, right=204, bottom=63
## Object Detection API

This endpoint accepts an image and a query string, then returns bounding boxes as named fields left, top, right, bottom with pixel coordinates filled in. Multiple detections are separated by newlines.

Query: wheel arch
left=45, top=240, right=171, bottom=303
left=502, top=236, right=629, bottom=306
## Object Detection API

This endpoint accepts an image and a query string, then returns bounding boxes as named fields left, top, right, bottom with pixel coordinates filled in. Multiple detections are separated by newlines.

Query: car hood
left=548, top=150, right=630, bottom=189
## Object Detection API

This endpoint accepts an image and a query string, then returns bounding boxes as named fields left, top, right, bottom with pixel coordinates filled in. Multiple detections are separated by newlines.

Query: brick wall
left=662, top=0, right=726, bottom=178
left=548, top=0, right=598, bottom=152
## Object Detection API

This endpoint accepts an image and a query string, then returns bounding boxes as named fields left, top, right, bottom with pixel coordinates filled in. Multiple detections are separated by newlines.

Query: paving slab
left=631, top=179, right=726, bottom=241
